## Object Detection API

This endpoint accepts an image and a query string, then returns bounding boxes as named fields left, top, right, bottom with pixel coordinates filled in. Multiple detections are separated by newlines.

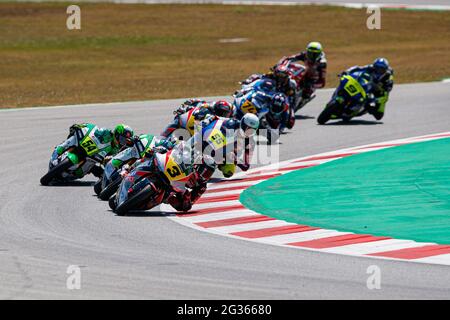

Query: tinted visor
left=374, top=65, right=387, bottom=75
left=271, top=102, right=285, bottom=115
left=216, top=106, right=231, bottom=117
left=116, top=132, right=132, bottom=147
left=307, top=50, right=320, bottom=61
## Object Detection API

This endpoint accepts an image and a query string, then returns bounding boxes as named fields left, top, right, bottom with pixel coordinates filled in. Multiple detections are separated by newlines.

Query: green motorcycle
left=40, top=124, right=110, bottom=185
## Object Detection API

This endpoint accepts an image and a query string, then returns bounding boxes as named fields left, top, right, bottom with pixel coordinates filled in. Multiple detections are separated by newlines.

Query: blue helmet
left=373, top=58, right=390, bottom=78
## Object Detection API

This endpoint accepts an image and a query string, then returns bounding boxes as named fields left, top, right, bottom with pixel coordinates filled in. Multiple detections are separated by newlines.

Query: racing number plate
left=80, top=136, right=99, bottom=156
left=343, top=76, right=366, bottom=98
left=164, top=156, right=186, bottom=182
left=208, top=128, right=226, bottom=150
left=241, top=101, right=257, bottom=114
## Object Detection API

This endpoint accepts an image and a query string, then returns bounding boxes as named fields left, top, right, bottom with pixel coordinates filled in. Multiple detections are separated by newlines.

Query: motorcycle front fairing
left=116, top=159, right=155, bottom=208
left=330, top=73, right=368, bottom=117
left=101, top=160, right=121, bottom=189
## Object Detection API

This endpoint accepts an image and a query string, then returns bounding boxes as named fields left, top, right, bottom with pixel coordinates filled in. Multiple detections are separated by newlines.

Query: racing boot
left=90, top=165, right=104, bottom=178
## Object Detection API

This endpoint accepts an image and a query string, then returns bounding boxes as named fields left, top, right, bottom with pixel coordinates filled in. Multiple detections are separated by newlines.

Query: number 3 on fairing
left=167, top=166, right=181, bottom=178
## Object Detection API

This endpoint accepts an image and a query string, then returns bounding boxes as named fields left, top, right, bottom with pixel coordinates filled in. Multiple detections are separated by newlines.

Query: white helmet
left=240, top=113, right=259, bottom=137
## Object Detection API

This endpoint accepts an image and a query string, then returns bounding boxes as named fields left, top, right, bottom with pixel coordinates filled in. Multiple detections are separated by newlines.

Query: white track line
left=180, top=210, right=257, bottom=223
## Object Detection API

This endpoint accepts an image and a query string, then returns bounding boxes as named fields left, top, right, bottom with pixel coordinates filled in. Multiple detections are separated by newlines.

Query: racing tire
left=93, top=179, right=103, bottom=195
left=99, top=177, right=122, bottom=201
left=40, top=158, right=73, bottom=186
left=109, top=195, right=117, bottom=211
left=317, top=102, right=339, bottom=125
left=114, top=185, right=153, bottom=216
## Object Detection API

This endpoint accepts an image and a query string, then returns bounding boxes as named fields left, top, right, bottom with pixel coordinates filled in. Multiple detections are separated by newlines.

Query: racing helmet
left=240, top=113, right=260, bottom=137
left=373, top=58, right=390, bottom=79
left=113, top=124, right=134, bottom=148
left=270, top=93, right=288, bottom=116
left=273, top=64, right=290, bottom=85
left=218, top=163, right=236, bottom=178
left=212, top=100, right=233, bottom=118
left=306, top=42, right=323, bottom=62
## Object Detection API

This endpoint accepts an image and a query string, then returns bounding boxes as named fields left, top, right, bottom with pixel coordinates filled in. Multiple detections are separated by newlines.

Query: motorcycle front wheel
left=318, top=101, right=340, bottom=125
left=99, top=176, right=122, bottom=201
left=114, top=184, right=154, bottom=216
left=40, top=158, right=73, bottom=186
left=93, top=179, right=103, bottom=195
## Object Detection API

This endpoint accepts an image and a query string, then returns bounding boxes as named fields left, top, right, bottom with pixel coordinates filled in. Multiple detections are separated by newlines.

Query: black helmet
left=273, top=64, right=290, bottom=84
left=271, top=93, right=287, bottom=116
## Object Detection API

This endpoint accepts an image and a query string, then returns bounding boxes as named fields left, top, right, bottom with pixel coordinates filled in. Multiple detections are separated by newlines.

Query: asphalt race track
left=0, top=81, right=449, bottom=299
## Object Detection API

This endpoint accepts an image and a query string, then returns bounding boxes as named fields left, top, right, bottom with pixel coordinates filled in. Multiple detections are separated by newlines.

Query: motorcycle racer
left=166, top=158, right=216, bottom=212
left=282, top=41, right=327, bottom=103
left=165, top=113, right=259, bottom=212
left=343, top=58, right=394, bottom=120
left=265, top=93, right=292, bottom=133
left=239, top=65, right=297, bottom=101
left=161, top=99, right=234, bottom=138
left=54, top=123, right=134, bottom=178
left=234, top=79, right=294, bottom=132
left=109, top=134, right=174, bottom=170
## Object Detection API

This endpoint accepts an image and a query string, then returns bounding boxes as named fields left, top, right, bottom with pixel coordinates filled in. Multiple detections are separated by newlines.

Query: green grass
left=0, top=3, right=449, bottom=108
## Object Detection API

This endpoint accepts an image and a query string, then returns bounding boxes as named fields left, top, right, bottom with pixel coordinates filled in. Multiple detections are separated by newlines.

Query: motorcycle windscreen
left=103, top=161, right=117, bottom=180
left=117, top=171, right=137, bottom=207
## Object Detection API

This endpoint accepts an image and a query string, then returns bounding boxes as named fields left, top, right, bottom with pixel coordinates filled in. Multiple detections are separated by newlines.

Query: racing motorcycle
left=160, top=107, right=199, bottom=143
left=274, top=57, right=309, bottom=113
left=110, top=115, right=244, bottom=215
left=233, top=81, right=284, bottom=144
left=109, top=139, right=211, bottom=216
left=40, top=124, right=107, bottom=186
left=317, top=70, right=372, bottom=125
left=95, top=135, right=161, bottom=201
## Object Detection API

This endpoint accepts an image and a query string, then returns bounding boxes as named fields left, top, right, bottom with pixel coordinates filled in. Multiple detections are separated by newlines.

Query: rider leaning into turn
left=283, top=41, right=327, bottom=102
left=160, top=98, right=234, bottom=138
left=165, top=113, right=260, bottom=212
left=109, top=134, right=174, bottom=170
left=55, top=123, right=134, bottom=177
left=343, top=58, right=394, bottom=120
left=238, top=73, right=296, bottom=132
left=173, top=98, right=234, bottom=119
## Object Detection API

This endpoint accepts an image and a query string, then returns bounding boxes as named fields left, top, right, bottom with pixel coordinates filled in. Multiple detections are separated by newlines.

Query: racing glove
left=56, top=146, right=65, bottom=156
